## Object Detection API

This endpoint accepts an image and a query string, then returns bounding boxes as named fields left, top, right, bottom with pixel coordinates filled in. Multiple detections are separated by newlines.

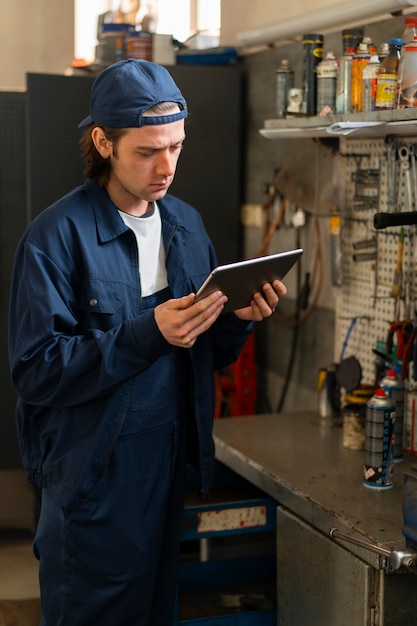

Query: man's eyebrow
left=135, top=138, right=186, bottom=150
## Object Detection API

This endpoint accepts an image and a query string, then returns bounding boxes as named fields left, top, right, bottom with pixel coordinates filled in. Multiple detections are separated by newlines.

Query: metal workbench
left=213, top=412, right=417, bottom=626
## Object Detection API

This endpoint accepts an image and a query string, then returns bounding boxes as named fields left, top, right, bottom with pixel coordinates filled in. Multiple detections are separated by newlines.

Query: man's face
left=105, top=119, right=185, bottom=212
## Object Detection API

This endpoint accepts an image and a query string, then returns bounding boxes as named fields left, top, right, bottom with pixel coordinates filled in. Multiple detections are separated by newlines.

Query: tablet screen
left=195, top=248, right=303, bottom=312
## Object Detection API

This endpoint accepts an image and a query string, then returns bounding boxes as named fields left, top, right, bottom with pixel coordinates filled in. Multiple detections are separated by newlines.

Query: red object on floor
left=214, top=333, right=257, bottom=417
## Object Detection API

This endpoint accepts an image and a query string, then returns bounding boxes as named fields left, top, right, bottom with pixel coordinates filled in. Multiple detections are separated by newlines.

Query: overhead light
left=237, top=0, right=417, bottom=48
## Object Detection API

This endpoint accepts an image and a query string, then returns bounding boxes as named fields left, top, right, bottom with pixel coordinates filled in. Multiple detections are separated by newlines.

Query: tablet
left=195, top=248, right=303, bottom=313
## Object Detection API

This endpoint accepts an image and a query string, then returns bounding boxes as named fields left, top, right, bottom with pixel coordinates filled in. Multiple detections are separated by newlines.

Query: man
left=8, top=59, right=286, bottom=625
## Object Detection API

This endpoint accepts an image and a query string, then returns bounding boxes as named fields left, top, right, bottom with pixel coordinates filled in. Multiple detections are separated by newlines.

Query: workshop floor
left=0, top=470, right=41, bottom=626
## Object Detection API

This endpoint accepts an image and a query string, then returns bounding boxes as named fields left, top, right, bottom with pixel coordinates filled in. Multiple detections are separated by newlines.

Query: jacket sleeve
left=8, top=240, right=172, bottom=408
left=211, top=313, right=254, bottom=371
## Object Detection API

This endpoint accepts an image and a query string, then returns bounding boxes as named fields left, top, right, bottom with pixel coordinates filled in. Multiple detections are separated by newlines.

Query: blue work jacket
left=8, top=179, right=253, bottom=509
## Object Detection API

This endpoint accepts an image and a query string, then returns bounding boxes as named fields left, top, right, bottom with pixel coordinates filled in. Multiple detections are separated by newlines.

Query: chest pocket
left=77, top=279, right=136, bottom=331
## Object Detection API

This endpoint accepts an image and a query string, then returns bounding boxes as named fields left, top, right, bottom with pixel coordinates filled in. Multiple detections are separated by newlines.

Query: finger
left=252, top=293, right=274, bottom=318
left=271, top=279, right=287, bottom=296
left=175, top=302, right=226, bottom=348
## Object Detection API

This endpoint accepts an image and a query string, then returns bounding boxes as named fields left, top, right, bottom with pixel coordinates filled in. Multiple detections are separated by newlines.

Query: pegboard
left=335, top=134, right=417, bottom=386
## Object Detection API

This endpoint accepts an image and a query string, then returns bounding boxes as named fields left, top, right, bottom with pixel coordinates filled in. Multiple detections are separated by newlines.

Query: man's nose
left=155, top=149, right=176, bottom=176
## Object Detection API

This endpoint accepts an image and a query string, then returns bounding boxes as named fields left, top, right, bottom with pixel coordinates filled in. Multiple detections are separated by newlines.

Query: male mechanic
left=8, top=59, right=286, bottom=626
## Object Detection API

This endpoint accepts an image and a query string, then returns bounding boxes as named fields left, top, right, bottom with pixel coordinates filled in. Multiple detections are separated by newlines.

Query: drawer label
left=197, top=505, right=267, bottom=533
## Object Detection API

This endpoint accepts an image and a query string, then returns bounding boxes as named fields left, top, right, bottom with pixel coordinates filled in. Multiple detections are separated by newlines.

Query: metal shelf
left=260, top=109, right=417, bottom=140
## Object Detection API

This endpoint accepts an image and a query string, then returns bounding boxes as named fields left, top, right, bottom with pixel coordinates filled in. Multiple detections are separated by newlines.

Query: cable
left=275, top=222, right=302, bottom=413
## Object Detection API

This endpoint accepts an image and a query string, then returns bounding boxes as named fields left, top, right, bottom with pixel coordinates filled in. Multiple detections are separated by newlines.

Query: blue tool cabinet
left=174, top=463, right=278, bottom=625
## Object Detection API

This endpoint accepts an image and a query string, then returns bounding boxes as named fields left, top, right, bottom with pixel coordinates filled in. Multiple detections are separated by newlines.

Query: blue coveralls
left=8, top=179, right=253, bottom=625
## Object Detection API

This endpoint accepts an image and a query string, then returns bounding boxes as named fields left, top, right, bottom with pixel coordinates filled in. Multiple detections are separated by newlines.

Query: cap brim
left=78, top=115, right=94, bottom=128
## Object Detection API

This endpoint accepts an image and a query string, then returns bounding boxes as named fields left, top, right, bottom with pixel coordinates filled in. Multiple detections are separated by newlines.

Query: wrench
left=398, top=145, right=413, bottom=211
left=409, top=144, right=416, bottom=210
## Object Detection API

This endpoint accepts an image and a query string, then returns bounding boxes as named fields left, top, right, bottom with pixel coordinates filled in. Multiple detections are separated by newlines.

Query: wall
left=2, top=0, right=402, bottom=89
left=0, top=0, right=74, bottom=89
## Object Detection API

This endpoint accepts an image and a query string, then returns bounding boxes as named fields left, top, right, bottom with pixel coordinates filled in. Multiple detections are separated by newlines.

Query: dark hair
left=79, top=102, right=184, bottom=187
left=79, top=125, right=126, bottom=187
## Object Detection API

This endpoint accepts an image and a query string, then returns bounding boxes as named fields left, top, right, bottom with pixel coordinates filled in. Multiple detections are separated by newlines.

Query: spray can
left=364, top=388, right=395, bottom=489
left=379, top=370, right=405, bottom=461
left=302, top=34, right=324, bottom=115
left=378, top=42, right=390, bottom=62
left=336, top=48, right=353, bottom=113
left=342, top=27, right=364, bottom=53
left=397, top=37, right=417, bottom=108
left=362, top=35, right=378, bottom=57
left=275, top=59, right=294, bottom=118
left=316, top=52, right=338, bottom=114
left=362, top=55, right=380, bottom=112
left=351, top=43, right=370, bottom=113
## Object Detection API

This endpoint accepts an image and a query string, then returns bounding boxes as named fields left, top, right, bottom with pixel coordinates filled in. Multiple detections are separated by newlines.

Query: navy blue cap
left=78, top=59, right=187, bottom=128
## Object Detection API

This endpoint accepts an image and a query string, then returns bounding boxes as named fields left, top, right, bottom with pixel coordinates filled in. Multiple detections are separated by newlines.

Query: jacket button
left=89, top=298, right=98, bottom=307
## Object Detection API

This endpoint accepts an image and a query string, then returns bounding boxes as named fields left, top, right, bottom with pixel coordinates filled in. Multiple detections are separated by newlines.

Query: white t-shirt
left=118, top=203, right=169, bottom=297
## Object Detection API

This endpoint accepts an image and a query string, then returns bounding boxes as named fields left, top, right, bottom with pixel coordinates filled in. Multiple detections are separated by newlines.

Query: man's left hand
left=233, top=280, right=287, bottom=321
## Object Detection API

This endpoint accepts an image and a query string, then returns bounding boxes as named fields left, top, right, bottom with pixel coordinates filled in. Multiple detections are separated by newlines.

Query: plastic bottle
left=403, top=16, right=417, bottom=45
left=375, top=37, right=403, bottom=110
left=351, top=43, right=371, bottom=113
left=362, top=55, right=380, bottom=112
left=397, top=36, right=417, bottom=108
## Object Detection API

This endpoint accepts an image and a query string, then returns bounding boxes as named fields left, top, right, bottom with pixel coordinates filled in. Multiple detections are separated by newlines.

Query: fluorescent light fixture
left=237, top=0, right=417, bottom=47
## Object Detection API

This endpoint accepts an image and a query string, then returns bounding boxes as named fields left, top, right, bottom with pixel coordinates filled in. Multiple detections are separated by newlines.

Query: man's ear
left=91, top=127, right=112, bottom=158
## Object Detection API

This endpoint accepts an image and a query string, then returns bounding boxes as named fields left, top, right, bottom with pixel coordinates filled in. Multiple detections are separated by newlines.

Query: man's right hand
left=154, top=291, right=228, bottom=348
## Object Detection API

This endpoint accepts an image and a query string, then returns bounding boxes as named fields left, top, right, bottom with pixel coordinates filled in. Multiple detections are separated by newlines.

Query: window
left=74, top=0, right=220, bottom=63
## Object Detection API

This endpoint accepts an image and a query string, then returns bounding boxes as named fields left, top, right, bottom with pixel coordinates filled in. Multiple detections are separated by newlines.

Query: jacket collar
left=84, top=179, right=194, bottom=243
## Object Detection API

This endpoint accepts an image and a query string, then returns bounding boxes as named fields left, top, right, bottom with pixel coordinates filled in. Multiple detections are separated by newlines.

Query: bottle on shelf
left=362, top=55, right=380, bottom=112
left=316, top=52, right=338, bottom=114
left=351, top=42, right=371, bottom=113
left=336, top=47, right=354, bottom=113
left=342, top=27, right=363, bottom=54
left=302, top=34, right=324, bottom=115
left=397, top=36, right=417, bottom=108
left=403, top=16, right=417, bottom=45
left=275, top=59, right=294, bottom=118
left=378, top=42, right=390, bottom=63
left=362, top=35, right=378, bottom=56
left=375, top=38, right=403, bottom=110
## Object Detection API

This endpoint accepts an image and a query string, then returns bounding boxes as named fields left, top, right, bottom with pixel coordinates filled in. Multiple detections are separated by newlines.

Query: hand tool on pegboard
left=397, top=146, right=414, bottom=211
left=391, top=227, right=404, bottom=303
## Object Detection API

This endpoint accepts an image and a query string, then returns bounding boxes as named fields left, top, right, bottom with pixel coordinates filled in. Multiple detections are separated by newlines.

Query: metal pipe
left=329, top=528, right=391, bottom=557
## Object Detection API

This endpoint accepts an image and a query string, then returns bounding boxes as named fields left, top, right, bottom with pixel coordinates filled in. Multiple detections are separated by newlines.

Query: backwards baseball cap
left=78, top=58, right=188, bottom=128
